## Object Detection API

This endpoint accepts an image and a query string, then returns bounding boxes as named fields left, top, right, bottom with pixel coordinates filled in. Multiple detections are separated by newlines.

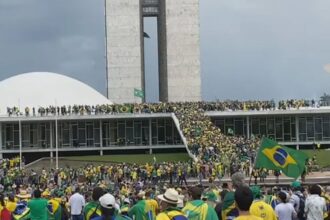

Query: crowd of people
left=5, top=99, right=324, bottom=117
left=0, top=164, right=329, bottom=220
left=1, top=100, right=326, bottom=219
left=173, top=102, right=258, bottom=167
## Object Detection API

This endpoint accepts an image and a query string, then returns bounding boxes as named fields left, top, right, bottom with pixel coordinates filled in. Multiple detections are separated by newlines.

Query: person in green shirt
left=28, top=189, right=48, bottom=220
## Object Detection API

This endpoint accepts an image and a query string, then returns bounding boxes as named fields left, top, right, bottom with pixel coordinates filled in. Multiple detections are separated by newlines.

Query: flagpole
left=19, top=119, right=22, bottom=170
left=55, top=117, right=58, bottom=169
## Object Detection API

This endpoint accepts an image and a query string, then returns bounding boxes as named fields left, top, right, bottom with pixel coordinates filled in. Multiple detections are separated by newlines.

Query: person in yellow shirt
left=6, top=194, right=17, bottom=213
left=145, top=190, right=159, bottom=217
left=234, top=186, right=263, bottom=220
left=249, top=186, right=277, bottom=220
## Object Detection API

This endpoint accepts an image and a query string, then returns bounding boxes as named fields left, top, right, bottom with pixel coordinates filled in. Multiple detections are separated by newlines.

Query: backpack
left=295, top=193, right=306, bottom=220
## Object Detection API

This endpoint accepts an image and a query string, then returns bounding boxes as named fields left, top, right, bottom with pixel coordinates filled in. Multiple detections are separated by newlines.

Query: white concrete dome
left=0, top=72, right=111, bottom=114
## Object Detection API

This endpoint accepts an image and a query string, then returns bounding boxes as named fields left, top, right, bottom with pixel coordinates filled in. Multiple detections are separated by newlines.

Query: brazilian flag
left=117, top=104, right=132, bottom=113
left=255, top=138, right=308, bottom=179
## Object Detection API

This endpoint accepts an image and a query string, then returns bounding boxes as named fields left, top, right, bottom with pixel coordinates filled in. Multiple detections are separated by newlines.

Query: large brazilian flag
left=255, top=138, right=308, bottom=179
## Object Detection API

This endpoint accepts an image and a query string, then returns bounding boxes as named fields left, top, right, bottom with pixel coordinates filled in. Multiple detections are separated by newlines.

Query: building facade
left=105, top=0, right=201, bottom=103
left=2, top=108, right=330, bottom=162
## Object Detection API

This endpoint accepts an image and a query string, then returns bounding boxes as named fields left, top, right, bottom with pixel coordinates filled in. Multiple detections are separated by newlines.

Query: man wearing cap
left=156, top=188, right=187, bottom=220
left=249, top=186, right=276, bottom=220
left=182, top=186, right=218, bottom=220
left=289, top=181, right=303, bottom=220
left=91, top=193, right=129, bottom=220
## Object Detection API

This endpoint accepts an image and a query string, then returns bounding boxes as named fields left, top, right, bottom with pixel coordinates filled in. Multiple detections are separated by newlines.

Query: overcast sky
left=0, top=0, right=330, bottom=102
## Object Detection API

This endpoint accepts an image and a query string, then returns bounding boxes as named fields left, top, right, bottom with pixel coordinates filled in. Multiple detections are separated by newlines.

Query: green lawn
left=302, top=150, right=330, bottom=168
left=64, top=153, right=190, bottom=164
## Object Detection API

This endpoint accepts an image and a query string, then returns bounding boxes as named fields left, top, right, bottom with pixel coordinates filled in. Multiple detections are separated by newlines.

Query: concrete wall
left=106, top=0, right=144, bottom=103
left=161, top=0, right=202, bottom=102
left=157, top=0, right=168, bottom=102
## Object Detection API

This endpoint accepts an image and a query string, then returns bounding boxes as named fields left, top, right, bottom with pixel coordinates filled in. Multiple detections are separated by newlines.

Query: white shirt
left=275, top=203, right=296, bottom=220
left=305, top=194, right=327, bottom=220
left=69, top=192, right=85, bottom=215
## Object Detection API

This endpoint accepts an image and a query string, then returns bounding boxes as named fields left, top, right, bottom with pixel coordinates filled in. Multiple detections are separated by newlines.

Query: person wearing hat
left=182, top=186, right=218, bottom=220
left=156, top=188, right=187, bottom=220
left=249, top=186, right=276, bottom=220
left=84, top=187, right=105, bottom=220
left=289, top=181, right=304, bottom=220
left=16, top=189, right=31, bottom=201
left=91, top=193, right=129, bottom=220
left=128, top=191, right=153, bottom=220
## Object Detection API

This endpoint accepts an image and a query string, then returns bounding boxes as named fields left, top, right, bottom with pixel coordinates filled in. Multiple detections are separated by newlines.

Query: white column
left=295, top=116, right=300, bottom=150
left=100, top=120, right=103, bottom=156
left=0, top=123, right=2, bottom=159
left=246, top=116, right=250, bottom=139
left=0, top=122, right=2, bottom=159
left=19, top=120, right=22, bottom=169
left=50, top=121, right=53, bottom=160
left=55, top=119, right=58, bottom=169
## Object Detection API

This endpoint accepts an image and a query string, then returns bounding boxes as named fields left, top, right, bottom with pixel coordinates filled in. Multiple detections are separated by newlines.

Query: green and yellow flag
left=255, top=138, right=308, bottom=179
left=134, top=88, right=144, bottom=98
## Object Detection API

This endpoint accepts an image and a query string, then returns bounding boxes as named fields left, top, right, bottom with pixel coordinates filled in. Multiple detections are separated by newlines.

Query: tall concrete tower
left=105, top=0, right=201, bottom=103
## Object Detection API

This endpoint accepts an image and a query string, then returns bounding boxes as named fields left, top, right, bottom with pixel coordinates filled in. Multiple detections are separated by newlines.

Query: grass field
left=27, top=150, right=330, bottom=171
left=27, top=153, right=191, bottom=170
left=302, top=149, right=330, bottom=168
left=65, top=153, right=190, bottom=164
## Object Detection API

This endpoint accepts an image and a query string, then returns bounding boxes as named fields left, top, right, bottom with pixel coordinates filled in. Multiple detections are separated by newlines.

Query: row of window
left=1, top=119, right=182, bottom=149
left=3, top=115, right=330, bottom=150
left=213, top=115, right=330, bottom=142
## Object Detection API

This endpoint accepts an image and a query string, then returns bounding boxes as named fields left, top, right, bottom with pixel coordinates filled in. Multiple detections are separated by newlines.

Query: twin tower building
left=106, top=0, right=201, bottom=103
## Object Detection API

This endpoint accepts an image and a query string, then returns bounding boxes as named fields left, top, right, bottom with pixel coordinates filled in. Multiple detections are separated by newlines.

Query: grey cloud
left=1, top=0, right=330, bottom=101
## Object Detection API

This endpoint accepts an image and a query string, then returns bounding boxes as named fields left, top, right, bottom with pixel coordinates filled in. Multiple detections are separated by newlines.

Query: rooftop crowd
left=5, top=99, right=325, bottom=117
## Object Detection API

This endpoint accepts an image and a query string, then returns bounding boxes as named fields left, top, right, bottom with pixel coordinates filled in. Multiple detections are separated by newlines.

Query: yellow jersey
left=156, top=210, right=185, bottom=220
left=235, top=215, right=263, bottom=220
left=250, top=200, right=277, bottom=220
left=146, top=199, right=159, bottom=218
